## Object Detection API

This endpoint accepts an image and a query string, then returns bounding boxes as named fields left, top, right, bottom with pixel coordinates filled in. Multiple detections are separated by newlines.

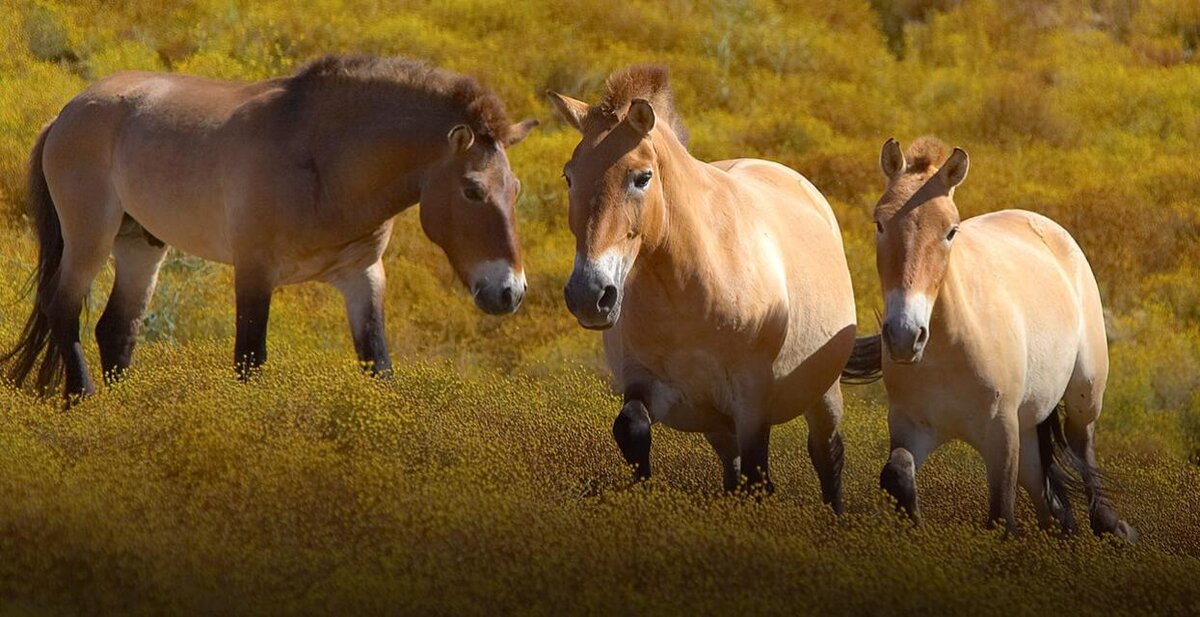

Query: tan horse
left=866, top=137, right=1134, bottom=540
left=549, top=66, right=857, bottom=509
left=3, top=55, right=537, bottom=401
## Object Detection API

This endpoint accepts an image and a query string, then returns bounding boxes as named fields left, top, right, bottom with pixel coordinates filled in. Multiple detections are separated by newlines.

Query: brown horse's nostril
left=598, top=285, right=619, bottom=313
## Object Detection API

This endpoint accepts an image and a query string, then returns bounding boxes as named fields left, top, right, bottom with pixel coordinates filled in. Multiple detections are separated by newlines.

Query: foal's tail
left=1, top=121, right=64, bottom=396
left=840, top=334, right=883, bottom=384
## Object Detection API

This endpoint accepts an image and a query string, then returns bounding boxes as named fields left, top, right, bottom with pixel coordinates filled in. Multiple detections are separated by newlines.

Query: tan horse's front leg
left=613, top=387, right=652, bottom=481
left=704, top=431, right=741, bottom=492
left=733, top=407, right=774, bottom=495
left=805, top=384, right=846, bottom=514
left=880, top=412, right=940, bottom=521
left=233, top=264, right=275, bottom=380
left=983, top=413, right=1020, bottom=535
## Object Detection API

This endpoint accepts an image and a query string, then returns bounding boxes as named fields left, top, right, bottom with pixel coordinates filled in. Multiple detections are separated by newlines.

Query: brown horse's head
left=873, top=137, right=969, bottom=364
left=420, top=119, right=538, bottom=315
left=548, top=65, right=687, bottom=330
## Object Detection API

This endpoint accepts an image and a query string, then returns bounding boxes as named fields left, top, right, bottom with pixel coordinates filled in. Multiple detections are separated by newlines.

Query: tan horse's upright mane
left=878, top=135, right=952, bottom=214
left=288, top=54, right=515, bottom=143
left=584, top=65, right=689, bottom=145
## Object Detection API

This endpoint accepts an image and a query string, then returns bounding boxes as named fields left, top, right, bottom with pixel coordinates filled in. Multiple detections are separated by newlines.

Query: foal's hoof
left=1113, top=521, right=1139, bottom=545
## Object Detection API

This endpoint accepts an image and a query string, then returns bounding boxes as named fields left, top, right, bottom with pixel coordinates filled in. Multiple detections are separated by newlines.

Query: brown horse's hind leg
left=805, top=384, right=845, bottom=514
left=96, top=217, right=168, bottom=382
left=330, top=260, right=391, bottom=377
left=704, top=431, right=740, bottom=491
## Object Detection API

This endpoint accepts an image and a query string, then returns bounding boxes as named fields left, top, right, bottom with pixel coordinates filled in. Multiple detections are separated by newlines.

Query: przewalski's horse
left=867, top=136, right=1135, bottom=540
left=549, top=67, right=857, bottom=510
left=3, top=55, right=537, bottom=401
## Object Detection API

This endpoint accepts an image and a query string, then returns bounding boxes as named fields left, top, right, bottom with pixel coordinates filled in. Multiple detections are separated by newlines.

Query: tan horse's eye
left=562, top=173, right=572, bottom=189
left=946, top=226, right=959, bottom=241
left=633, top=170, right=653, bottom=190
left=875, top=221, right=883, bottom=234
left=463, top=185, right=485, bottom=202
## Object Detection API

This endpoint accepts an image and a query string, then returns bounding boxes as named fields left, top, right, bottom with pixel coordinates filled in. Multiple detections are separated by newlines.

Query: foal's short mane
left=288, top=55, right=514, bottom=143
left=904, top=136, right=951, bottom=175
left=585, top=65, right=689, bottom=146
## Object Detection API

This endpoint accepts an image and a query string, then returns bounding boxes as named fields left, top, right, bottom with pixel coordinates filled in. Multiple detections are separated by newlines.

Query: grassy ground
left=2, top=0, right=1200, bottom=614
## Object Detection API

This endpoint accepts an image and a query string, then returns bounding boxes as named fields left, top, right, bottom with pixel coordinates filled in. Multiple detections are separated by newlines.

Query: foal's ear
left=941, top=147, right=969, bottom=188
left=626, top=98, right=655, bottom=135
left=880, top=138, right=905, bottom=181
left=547, top=91, right=589, bottom=132
left=448, top=125, right=475, bottom=153
left=505, top=118, right=540, bottom=147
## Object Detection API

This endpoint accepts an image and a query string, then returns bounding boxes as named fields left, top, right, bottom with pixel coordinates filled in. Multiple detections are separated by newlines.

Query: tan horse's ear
left=627, top=98, right=655, bottom=135
left=942, top=147, right=969, bottom=188
left=505, top=118, right=539, bottom=147
left=880, top=138, right=905, bottom=181
left=547, top=91, right=589, bottom=132
left=448, top=124, right=475, bottom=153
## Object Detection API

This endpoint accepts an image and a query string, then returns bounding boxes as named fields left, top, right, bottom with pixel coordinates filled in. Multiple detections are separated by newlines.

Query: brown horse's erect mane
left=585, top=65, right=689, bottom=146
left=288, top=54, right=515, bottom=143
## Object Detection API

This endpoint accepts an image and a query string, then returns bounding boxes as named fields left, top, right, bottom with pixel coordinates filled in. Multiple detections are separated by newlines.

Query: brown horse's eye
left=463, top=185, right=485, bottom=202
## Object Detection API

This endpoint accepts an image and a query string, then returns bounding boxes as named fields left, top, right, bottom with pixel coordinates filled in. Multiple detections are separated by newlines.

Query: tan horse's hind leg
left=96, top=217, right=168, bottom=382
left=804, top=384, right=846, bottom=514
left=50, top=188, right=123, bottom=400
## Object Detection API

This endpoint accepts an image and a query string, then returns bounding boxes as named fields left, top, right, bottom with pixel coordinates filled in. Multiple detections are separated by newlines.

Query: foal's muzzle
left=471, top=262, right=526, bottom=315
left=564, top=268, right=621, bottom=330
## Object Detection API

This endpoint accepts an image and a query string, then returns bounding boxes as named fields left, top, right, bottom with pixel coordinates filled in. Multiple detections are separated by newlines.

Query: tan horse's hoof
left=1114, top=521, right=1139, bottom=545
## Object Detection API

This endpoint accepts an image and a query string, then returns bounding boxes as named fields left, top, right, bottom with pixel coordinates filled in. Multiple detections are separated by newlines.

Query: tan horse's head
left=873, top=137, right=970, bottom=363
left=420, top=120, right=538, bottom=315
left=548, top=66, right=686, bottom=329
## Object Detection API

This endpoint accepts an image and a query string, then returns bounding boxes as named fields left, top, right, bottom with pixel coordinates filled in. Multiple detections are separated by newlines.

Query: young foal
left=869, top=137, right=1134, bottom=540
left=549, top=67, right=857, bottom=509
left=3, top=55, right=537, bottom=400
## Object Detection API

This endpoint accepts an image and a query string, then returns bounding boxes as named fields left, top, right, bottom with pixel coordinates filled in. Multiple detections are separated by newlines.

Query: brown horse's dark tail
left=840, top=334, right=883, bottom=384
left=1, top=122, right=65, bottom=396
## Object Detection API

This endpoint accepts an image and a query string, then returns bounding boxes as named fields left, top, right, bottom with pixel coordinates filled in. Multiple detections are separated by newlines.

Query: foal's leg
left=331, top=260, right=391, bottom=376
left=804, top=384, right=846, bottom=514
left=96, top=222, right=168, bottom=382
left=704, top=431, right=740, bottom=492
left=734, top=406, right=774, bottom=494
left=233, top=263, right=275, bottom=380
left=879, top=413, right=938, bottom=520
left=1017, top=428, right=1074, bottom=533
left=982, top=413, right=1020, bottom=534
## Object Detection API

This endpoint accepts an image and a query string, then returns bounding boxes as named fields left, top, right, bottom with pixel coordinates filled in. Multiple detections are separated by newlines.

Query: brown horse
left=549, top=66, right=858, bottom=509
left=865, top=137, right=1134, bottom=540
left=3, top=55, right=537, bottom=401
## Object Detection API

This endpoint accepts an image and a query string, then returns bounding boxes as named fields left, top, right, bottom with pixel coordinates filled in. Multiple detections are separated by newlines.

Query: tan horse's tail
left=1, top=121, right=65, bottom=395
left=1037, top=404, right=1113, bottom=534
left=840, top=334, right=882, bottom=384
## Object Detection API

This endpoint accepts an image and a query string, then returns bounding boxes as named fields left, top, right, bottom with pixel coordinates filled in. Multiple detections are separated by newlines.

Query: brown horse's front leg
left=613, top=388, right=652, bottom=481
left=332, top=260, right=392, bottom=377
left=234, top=266, right=274, bottom=380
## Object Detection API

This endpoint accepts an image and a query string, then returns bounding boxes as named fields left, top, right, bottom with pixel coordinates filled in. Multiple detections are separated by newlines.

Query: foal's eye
left=633, top=170, right=653, bottom=190
left=946, top=226, right=959, bottom=242
left=463, top=185, right=485, bottom=202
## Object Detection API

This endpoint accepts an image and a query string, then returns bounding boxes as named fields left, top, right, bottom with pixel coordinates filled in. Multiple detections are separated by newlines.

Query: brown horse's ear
left=448, top=125, right=475, bottom=153
left=941, top=147, right=969, bottom=188
left=505, top=118, right=539, bottom=147
left=547, top=91, right=588, bottom=132
left=880, top=138, right=905, bottom=181
left=627, top=98, right=655, bottom=135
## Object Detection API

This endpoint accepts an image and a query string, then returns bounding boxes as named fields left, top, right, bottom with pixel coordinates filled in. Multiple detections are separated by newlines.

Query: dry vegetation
left=1, top=0, right=1199, bottom=614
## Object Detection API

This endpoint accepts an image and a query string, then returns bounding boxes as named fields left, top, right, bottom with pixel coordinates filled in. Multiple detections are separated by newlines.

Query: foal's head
left=873, top=137, right=970, bottom=363
left=548, top=65, right=687, bottom=330
left=420, top=120, right=538, bottom=315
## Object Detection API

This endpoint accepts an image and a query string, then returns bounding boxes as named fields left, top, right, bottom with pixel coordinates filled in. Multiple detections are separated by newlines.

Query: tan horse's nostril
left=916, top=326, right=929, bottom=346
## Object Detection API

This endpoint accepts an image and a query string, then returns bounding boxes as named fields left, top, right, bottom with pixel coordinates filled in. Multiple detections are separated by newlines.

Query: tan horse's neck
left=635, top=130, right=731, bottom=282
